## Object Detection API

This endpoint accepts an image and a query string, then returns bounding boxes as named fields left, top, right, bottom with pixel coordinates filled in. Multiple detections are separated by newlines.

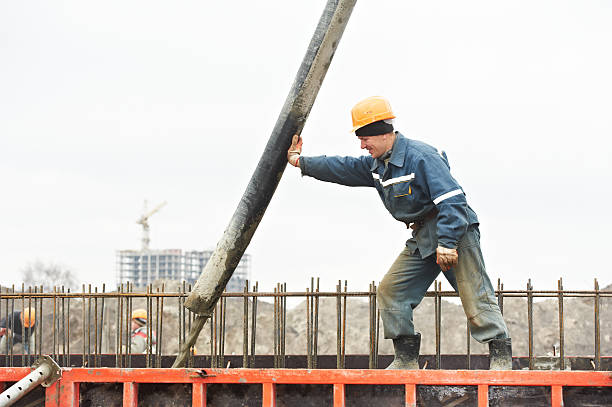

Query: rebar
left=243, top=280, right=249, bottom=368
left=342, top=280, right=347, bottom=369
left=466, top=322, right=471, bottom=370
left=250, top=282, right=258, bottom=368
left=81, top=284, right=86, bottom=367
left=435, top=280, right=441, bottom=370
left=558, top=278, right=564, bottom=370
left=20, top=284, right=25, bottom=368
left=528, top=279, right=534, bottom=370
left=336, top=281, right=341, bottom=369
left=594, top=278, right=601, bottom=370
left=0, top=281, right=609, bottom=371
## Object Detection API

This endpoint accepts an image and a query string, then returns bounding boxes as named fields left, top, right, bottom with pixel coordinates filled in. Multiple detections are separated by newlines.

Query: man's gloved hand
left=436, top=246, right=458, bottom=271
left=287, top=134, right=303, bottom=167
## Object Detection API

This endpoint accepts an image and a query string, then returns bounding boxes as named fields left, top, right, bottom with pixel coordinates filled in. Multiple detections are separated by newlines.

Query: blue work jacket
left=300, top=132, right=478, bottom=258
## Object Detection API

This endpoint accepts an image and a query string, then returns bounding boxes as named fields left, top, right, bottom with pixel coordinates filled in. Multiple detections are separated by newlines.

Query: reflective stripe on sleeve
left=380, top=173, right=415, bottom=187
left=433, top=189, right=463, bottom=205
left=372, top=173, right=380, bottom=180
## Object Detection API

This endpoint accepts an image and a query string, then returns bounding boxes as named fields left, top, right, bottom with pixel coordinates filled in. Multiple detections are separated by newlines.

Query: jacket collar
left=370, top=132, right=407, bottom=171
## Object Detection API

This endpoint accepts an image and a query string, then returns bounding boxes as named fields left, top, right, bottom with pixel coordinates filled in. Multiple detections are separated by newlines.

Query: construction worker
left=287, top=96, right=512, bottom=370
left=0, top=307, right=36, bottom=354
left=130, top=309, right=156, bottom=354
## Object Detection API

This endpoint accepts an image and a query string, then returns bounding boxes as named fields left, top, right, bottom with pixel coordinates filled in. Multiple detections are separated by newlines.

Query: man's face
left=131, top=320, right=141, bottom=331
left=358, top=134, right=388, bottom=158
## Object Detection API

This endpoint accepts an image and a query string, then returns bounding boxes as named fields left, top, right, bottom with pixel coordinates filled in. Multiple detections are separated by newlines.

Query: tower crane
left=136, top=200, right=167, bottom=251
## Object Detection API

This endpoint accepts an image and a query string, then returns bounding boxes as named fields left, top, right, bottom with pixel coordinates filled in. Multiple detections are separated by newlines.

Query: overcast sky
left=1, top=1, right=611, bottom=294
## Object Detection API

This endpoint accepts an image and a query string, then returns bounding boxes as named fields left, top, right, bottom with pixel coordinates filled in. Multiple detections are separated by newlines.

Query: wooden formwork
left=1, top=367, right=611, bottom=407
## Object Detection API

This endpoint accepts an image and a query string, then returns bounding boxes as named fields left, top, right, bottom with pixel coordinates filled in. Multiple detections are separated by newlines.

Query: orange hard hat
left=21, top=308, right=36, bottom=328
left=132, top=309, right=147, bottom=321
left=350, top=96, right=396, bottom=133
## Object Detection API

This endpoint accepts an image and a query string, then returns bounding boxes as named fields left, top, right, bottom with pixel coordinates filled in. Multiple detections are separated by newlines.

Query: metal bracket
left=32, top=355, right=62, bottom=387
left=189, top=369, right=216, bottom=379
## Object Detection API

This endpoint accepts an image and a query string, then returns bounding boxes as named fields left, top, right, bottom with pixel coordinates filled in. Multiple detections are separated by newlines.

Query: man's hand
left=436, top=246, right=458, bottom=271
left=287, top=134, right=303, bottom=167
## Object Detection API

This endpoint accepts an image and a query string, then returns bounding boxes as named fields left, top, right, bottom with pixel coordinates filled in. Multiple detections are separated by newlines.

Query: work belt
left=405, top=208, right=438, bottom=232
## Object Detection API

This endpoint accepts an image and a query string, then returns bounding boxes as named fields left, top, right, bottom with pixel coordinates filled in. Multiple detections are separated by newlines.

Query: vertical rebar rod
left=9, top=285, right=14, bottom=366
left=20, top=284, right=25, bottom=367
left=178, top=283, right=183, bottom=357
left=154, top=286, right=160, bottom=368
left=158, top=284, right=165, bottom=368
left=306, top=287, right=311, bottom=369
left=342, top=280, right=347, bottom=369
left=182, top=281, right=186, bottom=352
left=188, top=284, right=193, bottom=368
left=56, top=287, right=60, bottom=360
left=336, top=281, right=341, bottom=369
left=37, top=285, right=43, bottom=358
left=87, top=284, right=92, bottom=368
left=527, top=279, right=534, bottom=370
left=273, top=286, right=277, bottom=368
left=368, top=282, right=375, bottom=369
left=314, top=278, right=319, bottom=369
left=310, top=278, right=314, bottom=368
left=434, top=280, right=439, bottom=369
left=497, top=279, right=504, bottom=315
left=282, top=282, right=287, bottom=368
left=274, top=285, right=279, bottom=368
left=27, top=286, right=33, bottom=366
left=243, top=280, right=249, bottom=368
left=99, top=284, right=105, bottom=363
left=1, top=286, right=6, bottom=363
left=61, top=286, right=66, bottom=367
left=2, top=285, right=7, bottom=363
left=558, top=278, right=564, bottom=370
left=221, top=294, right=226, bottom=367
left=250, top=282, right=258, bottom=368
left=145, top=285, right=151, bottom=368
left=594, top=278, right=601, bottom=370
left=374, top=310, right=380, bottom=369
left=125, top=283, right=131, bottom=368
left=121, top=283, right=129, bottom=368
left=94, top=287, right=98, bottom=367
left=66, top=288, right=70, bottom=367
left=209, top=302, right=214, bottom=369
left=82, top=284, right=86, bottom=367
left=116, top=285, right=121, bottom=368
left=436, top=281, right=442, bottom=370
left=213, top=300, right=218, bottom=368
left=127, top=283, right=133, bottom=368
left=466, top=323, right=471, bottom=370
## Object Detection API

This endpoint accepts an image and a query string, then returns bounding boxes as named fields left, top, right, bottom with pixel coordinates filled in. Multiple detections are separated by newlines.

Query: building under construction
left=116, top=249, right=251, bottom=291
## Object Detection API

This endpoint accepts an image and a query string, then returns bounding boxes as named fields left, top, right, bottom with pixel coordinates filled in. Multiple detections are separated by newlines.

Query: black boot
left=489, top=338, right=513, bottom=370
left=386, top=333, right=420, bottom=370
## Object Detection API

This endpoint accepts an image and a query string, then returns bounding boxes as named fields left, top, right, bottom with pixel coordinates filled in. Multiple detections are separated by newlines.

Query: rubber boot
left=489, top=338, right=513, bottom=370
left=385, top=333, right=420, bottom=370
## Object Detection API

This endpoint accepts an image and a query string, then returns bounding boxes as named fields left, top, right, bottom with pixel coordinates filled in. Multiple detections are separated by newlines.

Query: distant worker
left=0, top=307, right=36, bottom=354
left=130, top=309, right=156, bottom=354
left=287, top=96, right=512, bottom=370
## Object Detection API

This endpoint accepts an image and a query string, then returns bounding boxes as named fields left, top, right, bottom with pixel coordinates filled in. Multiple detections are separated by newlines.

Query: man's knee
left=377, top=274, right=397, bottom=308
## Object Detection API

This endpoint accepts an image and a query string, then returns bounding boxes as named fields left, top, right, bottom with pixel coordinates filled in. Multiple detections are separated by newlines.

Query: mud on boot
left=489, top=338, right=513, bottom=370
left=386, top=333, right=420, bottom=370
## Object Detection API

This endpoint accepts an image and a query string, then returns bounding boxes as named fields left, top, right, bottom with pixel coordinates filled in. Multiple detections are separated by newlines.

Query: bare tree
left=21, top=260, right=78, bottom=291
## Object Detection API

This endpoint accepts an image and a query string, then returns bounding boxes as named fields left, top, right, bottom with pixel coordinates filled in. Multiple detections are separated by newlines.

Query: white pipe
left=0, top=356, right=61, bottom=407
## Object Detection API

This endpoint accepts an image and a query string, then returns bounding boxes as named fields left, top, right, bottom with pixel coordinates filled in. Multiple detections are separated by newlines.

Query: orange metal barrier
left=0, top=368, right=610, bottom=407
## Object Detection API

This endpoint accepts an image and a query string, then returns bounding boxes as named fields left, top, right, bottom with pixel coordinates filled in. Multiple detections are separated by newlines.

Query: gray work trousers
left=377, top=225, right=509, bottom=343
